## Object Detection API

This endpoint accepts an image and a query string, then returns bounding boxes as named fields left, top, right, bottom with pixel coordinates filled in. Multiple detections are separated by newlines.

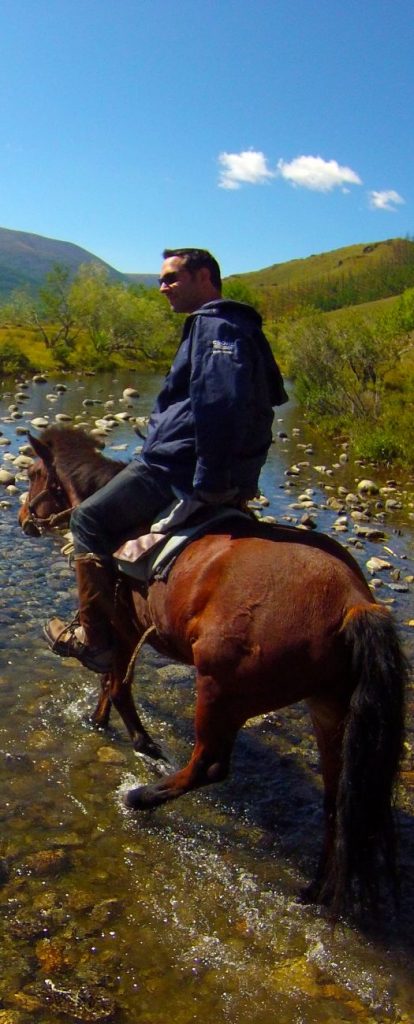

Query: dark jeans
left=70, top=458, right=175, bottom=558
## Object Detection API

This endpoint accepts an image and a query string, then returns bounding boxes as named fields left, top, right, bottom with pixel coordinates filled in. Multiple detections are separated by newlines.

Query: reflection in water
left=0, top=371, right=413, bottom=1022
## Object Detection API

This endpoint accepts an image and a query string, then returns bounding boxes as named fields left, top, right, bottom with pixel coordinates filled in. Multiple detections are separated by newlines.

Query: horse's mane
left=41, top=426, right=126, bottom=499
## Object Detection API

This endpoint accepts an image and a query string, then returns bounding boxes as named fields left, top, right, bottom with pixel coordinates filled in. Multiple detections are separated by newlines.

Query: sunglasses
left=158, top=271, right=180, bottom=287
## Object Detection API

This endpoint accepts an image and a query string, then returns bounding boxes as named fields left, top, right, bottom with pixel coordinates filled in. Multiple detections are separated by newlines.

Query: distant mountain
left=0, top=226, right=158, bottom=299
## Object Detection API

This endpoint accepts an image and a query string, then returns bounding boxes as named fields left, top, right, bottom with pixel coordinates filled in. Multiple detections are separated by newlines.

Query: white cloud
left=368, top=189, right=405, bottom=212
left=218, top=149, right=276, bottom=190
left=277, top=155, right=362, bottom=192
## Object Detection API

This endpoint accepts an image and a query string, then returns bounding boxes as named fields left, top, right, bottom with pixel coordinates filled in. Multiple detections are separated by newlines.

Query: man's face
left=159, top=256, right=208, bottom=314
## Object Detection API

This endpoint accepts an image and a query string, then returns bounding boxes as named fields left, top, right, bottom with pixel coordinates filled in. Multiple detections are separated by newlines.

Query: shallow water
left=0, top=370, right=413, bottom=1023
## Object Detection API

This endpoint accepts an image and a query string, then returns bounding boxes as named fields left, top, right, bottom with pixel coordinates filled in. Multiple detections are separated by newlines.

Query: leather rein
left=27, top=467, right=73, bottom=531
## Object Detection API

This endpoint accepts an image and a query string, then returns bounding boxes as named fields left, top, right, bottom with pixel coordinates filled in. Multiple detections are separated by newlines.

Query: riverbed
left=0, top=370, right=413, bottom=1024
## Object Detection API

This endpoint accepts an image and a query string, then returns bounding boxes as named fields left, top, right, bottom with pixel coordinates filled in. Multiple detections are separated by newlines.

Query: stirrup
left=43, top=615, right=113, bottom=673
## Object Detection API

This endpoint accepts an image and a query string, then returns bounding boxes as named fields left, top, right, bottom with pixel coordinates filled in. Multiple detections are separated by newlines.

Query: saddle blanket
left=114, top=505, right=251, bottom=583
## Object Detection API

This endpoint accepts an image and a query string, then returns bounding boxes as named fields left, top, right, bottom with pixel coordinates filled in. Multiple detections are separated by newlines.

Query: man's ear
left=197, top=265, right=213, bottom=288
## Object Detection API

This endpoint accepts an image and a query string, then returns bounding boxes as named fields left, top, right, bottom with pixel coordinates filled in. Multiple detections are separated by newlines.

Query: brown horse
left=19, top=425, right=407, bottom=915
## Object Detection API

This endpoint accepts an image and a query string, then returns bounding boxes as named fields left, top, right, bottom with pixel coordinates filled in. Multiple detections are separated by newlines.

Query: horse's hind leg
left=125, top=671, right=244, bottom=810
left=303, top=696, right=347, bottom=902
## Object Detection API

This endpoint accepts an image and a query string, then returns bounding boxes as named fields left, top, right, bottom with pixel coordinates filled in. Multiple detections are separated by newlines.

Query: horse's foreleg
left=90, top=672, right=112, bottom=730
left=108, top=649, right=165, bottom=760
left=125, top=672, right=244, bottom=810
left=302, top=696, right=347, bottom=904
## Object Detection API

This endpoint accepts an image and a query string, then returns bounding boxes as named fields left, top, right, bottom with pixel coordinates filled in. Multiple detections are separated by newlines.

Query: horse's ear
left=27, top=432, right=53, bottom=465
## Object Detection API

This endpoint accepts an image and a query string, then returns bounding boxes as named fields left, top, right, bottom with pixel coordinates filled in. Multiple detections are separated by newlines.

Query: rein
left=27, top=471, right=73, bottom=530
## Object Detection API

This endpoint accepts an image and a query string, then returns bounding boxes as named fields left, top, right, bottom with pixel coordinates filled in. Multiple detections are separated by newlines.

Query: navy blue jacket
left=141, top=300, right=288, bottom=497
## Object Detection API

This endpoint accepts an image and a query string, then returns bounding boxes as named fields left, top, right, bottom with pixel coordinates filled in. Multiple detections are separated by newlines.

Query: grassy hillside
left=1, top=228, right=413, bottom=315
left=0, top=226, right=158, bottom=299
left=228, top=237, right=414, bottom=319
left=0, top=226, right=128, bottom=298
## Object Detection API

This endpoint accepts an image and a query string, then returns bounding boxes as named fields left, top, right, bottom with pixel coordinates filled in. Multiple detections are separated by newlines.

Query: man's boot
left=44, top=553, right=115, bottom=673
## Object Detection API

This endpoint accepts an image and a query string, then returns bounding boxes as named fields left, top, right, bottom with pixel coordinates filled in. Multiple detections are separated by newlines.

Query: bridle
left=26, top=465, right=73, bottom=532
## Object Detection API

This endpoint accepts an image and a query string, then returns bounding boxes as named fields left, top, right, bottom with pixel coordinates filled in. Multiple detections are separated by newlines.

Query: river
left=0, top=370, right=413, bottom=1024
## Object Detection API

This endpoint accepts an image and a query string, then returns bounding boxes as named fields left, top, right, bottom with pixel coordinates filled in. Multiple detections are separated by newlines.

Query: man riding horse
left=45, top=247, right=288, bottom=672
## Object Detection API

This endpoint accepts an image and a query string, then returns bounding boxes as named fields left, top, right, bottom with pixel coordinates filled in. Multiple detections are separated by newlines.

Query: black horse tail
left=331, top=603, right=407, bottom=916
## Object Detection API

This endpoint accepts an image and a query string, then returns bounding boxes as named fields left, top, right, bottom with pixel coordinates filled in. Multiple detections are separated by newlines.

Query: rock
left=366, top=556, right=393, bottom=574
left=0, top=1009, right=27, bottom=1022
left=357, top=478, right=379, bottom=495
left=22, top=848, right=72, bottom=877
left=35, top=937, right=69, bottom=972
left=354, top=525, right=386, bottom=541
left=300, top=514, right=317, bottom=529
left=0, top=469, right=15, bottom=485
left=122, top=386, right=140, bottom=399
left=12, top=454, right=33, bottom=469
left=38, top=979, right=117, bottom=1022
left=30, top=417, right=49, bottom=429
left=326, top=497, right=345, bottom=511
left=32, top=374, right=47, bottom=383
left=96, top=746, right=127, bottom=764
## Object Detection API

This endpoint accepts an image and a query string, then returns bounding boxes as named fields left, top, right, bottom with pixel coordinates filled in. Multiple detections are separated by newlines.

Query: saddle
left=113, top=499, right=253, bottom=584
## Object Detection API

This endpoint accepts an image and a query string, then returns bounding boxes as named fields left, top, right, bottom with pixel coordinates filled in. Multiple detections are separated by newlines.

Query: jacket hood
left=186, top=299, right=263, bottom=331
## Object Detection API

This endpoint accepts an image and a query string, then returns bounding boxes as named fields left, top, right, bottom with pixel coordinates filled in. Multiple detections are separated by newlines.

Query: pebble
left=354, top=525, right=386, bottom=540
left=122, top=387, right=140, bottom=399
left=55, top=413, right=73, bottom=423
left=366, top=556, right=393, bottom=573
left=30, top=417, right=49, bottom=429
left=357, top=478, right=379, bottom=495
left=0, top=469, right=15, bottom=485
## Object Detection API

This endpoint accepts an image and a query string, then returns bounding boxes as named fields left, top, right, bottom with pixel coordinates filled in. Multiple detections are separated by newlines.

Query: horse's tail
left=331, top=603, right=407, bottom=915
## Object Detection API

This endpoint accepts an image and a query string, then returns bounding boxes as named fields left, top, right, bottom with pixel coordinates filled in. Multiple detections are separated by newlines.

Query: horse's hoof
left=124, top=784, right=163, bottom=810
left=133, top=736, right=167, bottom=762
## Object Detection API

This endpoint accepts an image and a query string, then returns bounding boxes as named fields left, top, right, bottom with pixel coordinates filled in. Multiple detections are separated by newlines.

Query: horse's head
left=19, top=432, right=72, bottom=536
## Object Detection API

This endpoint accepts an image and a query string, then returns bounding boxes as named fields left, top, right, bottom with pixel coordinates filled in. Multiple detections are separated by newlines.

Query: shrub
left=0, top=341, right=33, bottom=376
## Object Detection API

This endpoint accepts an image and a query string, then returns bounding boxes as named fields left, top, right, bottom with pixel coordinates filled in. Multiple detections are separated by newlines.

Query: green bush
left=0, top=341, right=33, bottom=376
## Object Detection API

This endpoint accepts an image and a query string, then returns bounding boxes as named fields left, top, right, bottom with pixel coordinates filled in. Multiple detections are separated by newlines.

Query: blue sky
left=1, top=0, right=413, bottom=276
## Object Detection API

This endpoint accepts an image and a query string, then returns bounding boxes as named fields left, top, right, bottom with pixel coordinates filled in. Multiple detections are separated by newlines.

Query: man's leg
left=44, top=459, right=174, bottom=672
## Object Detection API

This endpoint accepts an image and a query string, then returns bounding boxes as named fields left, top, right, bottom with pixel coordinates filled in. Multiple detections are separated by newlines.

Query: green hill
left=1, top=228, right=414, bottom=317
left=227, top=237, right=414, bottom=319
left=0, top=226, right=158, bottom=298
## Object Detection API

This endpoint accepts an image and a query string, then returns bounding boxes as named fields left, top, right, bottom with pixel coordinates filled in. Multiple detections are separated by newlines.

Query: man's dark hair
left=162, top=248, right=222, bottom=289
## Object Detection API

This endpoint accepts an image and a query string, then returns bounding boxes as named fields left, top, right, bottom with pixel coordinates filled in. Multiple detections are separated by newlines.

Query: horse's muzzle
left=19, top=508, right=42, bottom=536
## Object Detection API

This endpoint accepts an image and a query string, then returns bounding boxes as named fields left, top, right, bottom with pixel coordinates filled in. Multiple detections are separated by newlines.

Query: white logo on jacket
left=211, top=339, right=235, bottom=355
